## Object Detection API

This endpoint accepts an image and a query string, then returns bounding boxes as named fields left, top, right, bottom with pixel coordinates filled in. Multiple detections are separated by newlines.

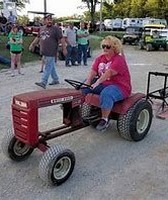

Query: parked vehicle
left=142, top=18, right=167, bottom=27
left=23, top=21, right=43, bottom=36
left=122, top=26, right=143, bottom=45
left=104, top=19, right=113, bottom=30
left=112, top=18, right=123, bottom=31
left=104, top=18, right=123, bottom=31
left=122, top=18, right=143, bottom=30
left=155, top=28, right=168, bottom=41
left=138, top=24, right=167, bottom=51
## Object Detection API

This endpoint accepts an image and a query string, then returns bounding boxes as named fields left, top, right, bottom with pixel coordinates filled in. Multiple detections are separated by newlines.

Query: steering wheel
left=64, top=79, right=92, bottom=90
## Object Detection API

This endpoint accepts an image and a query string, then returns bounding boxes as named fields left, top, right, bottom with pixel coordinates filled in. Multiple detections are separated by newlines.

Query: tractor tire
left=164, top=44, right=168, bottom=51
left=121, top=38, right=125, bottom=45
left=117, top=99, right=153, bottom=141
left=138, top=42, right=143, bottom=50
left=39, top=145, right=75, bottom=186
left=81, top=102, right=91, bottom=119
left=1, top=129, right=34, bottom=161
left=146, top=43, right=152, bottom=51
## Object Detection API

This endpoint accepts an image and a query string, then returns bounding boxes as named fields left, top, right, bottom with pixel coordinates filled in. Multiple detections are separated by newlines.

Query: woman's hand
left=91, top=80, right=100, bottom=89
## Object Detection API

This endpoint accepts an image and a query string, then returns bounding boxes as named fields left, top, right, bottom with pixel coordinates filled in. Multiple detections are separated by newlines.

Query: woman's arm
left=92, top=69, right=117, bottom=88
left=85, top=69, right=97, bottom=85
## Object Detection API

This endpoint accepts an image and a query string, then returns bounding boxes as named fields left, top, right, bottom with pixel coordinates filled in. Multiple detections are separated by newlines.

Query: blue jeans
left=65, top=45, right=78, bottom=65
left=42, top=56, right=59, bottom=85
left=82, top=84, right=124, bottom=110
left=78, top=44, right=88, bottom=64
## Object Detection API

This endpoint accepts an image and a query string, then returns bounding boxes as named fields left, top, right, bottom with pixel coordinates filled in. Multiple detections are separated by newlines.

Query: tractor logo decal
left=51, top=96, right=73, bottom=104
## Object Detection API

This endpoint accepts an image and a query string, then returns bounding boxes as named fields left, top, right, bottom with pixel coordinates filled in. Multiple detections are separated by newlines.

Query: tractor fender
left=85, top=93, right=145, bottom=114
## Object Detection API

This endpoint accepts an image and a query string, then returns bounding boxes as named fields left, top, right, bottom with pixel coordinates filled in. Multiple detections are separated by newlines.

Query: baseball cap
left=44, top=13, right=53, bottom=19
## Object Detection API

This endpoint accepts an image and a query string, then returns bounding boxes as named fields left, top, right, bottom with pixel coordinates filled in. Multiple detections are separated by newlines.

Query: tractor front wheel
left=1, top=129, right=34, bottom=161
left=39, top=145, right=75, bottom=186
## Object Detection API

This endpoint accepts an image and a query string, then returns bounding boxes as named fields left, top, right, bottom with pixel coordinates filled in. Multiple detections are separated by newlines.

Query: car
left=122, top=26, right=143, bottom=45
left=23, top=21, right=42, bottom=36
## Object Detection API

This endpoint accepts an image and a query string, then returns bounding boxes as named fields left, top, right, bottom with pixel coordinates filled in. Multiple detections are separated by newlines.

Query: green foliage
left=108, top=0, right=168, bottom=19
left=17, top=15, right=29, bottom=26
left=81, top=0, right=168, bottom=21
left=81, top=0, right=100, bottom=23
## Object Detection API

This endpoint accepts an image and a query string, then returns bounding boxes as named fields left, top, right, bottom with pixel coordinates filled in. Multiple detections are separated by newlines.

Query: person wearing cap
left=35, top=14, right=67, bottom=89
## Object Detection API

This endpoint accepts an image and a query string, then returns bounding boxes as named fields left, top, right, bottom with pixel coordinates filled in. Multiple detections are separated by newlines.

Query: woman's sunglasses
left=102, top=44, right=111, bottom=49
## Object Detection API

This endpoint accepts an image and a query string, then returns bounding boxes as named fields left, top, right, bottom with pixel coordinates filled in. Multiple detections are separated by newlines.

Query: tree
left=102, top=1, right=114, bottom=19
left=0, top=0, right=29, bottom=11
left=112, top=0, right=131, bottom=18
left=81, top=0, right=99, bottom=23
left=144, top=0, right=168, bottom=19
left=130, top=0, right=147, bottom=17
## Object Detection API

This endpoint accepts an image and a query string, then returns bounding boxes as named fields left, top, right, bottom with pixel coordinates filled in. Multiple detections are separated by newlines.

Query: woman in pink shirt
left=83, top=36, right=132, bottom=131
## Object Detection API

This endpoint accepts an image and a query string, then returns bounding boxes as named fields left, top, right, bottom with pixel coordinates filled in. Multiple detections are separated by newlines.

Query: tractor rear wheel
left=117, top=100, right=153, bottom=141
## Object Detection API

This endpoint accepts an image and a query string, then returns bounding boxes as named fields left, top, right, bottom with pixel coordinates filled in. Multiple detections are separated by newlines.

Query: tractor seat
left=85, top=93, right=145, bottom=114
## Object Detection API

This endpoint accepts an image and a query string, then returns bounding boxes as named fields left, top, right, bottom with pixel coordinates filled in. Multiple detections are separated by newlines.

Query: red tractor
left=2, top=78, right=155, bottom=186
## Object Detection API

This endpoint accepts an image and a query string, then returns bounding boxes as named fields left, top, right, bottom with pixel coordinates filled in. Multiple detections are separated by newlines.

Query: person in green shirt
left=77, top=21, right=89, bottom=66
left=8, top=24, right=23, bottom=76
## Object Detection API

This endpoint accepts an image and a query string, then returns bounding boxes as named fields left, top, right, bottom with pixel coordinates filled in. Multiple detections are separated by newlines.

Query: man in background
left=8, top=11, right=17, bottom=25
left=77, top=21, right=89, bottom=66
left=34, top=14, right=67, bottom=89
left=0, top=12, right=7, bottom=33
left=64, top=22, right=78, bottom=67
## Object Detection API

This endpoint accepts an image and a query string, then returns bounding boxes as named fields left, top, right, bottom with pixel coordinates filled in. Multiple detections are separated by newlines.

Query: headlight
left=15, top=99, right=28, bottom=108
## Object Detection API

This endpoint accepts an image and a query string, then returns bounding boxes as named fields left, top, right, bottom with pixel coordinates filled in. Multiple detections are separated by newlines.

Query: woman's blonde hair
left=101, top=35, right=123, bottom=54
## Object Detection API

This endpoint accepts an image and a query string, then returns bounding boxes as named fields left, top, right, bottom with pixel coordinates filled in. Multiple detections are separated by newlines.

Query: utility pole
left=44, top=0, right=47, bottom=13
left=99, top=0, right=103, bottom=32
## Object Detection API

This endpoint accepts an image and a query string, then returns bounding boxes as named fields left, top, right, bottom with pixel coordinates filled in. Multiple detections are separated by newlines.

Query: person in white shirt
left=64, top=22, right=78, bottom=67
left=8, top=11, right=17, bottom=24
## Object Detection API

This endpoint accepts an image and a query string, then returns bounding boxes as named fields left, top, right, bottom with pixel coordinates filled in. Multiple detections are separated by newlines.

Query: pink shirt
left=92, top=53, right=132, bottom=98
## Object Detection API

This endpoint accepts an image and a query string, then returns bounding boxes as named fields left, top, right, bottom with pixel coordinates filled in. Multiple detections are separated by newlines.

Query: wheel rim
left=136, top=109, right=150, bottom=134
left=13, top=140, right=31, bottom=156
left=53, top=156, right=71, bottom=180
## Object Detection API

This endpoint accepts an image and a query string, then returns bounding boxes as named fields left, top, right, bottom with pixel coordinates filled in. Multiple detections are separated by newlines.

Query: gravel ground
left=1, top=45, right=168, bottom=200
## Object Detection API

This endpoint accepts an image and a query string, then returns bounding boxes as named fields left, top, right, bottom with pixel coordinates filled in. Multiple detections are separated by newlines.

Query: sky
left=21, top=0, right=86, bottom=18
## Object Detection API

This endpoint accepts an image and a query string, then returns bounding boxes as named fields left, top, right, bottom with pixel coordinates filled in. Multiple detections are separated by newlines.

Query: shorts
left=11, top=51, right=22, bottom=54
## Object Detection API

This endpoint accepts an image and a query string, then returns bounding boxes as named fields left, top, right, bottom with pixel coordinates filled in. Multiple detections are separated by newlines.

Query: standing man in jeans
left=64, top=22, right=78, bottom=67
left=35, top=14, right=67, bottom=89
left=77, top=21, right=89, bottom=66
